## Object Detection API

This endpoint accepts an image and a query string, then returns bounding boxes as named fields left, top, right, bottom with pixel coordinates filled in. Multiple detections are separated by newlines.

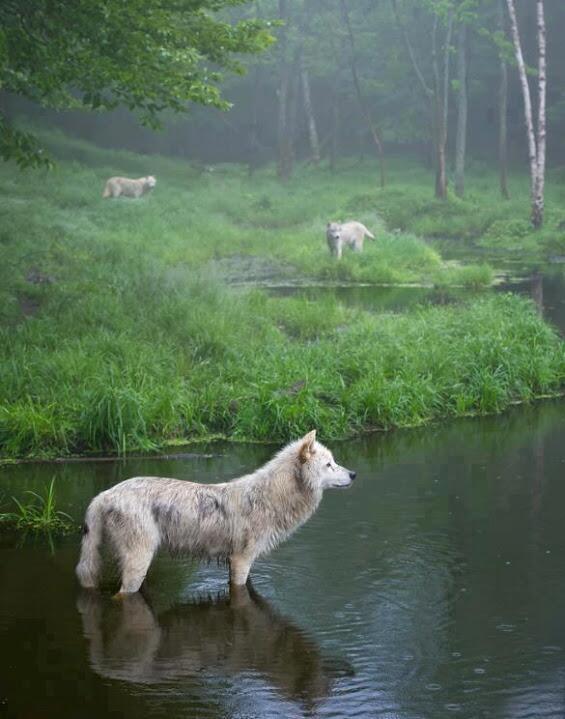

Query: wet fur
left=76, top=431, right=355, bottom=593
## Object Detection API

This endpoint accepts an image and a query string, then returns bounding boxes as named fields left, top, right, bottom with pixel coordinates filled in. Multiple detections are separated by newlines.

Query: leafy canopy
left=0, top=0, right=273, bottom=167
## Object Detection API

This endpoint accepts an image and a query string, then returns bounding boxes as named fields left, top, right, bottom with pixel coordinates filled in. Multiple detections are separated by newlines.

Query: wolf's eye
left=326, top=462, right=331, bottom=468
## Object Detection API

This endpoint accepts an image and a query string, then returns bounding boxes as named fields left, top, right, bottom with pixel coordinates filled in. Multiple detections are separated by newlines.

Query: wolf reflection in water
left=77, top=584, right=353, bottom=707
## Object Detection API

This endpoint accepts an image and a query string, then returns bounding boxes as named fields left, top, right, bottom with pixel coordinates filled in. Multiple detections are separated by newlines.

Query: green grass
left=360, top=161, right=565, bottom=258
left=0, top=479, right=74, bottom=532
left=0, top=128, right=498, bottom=300
left=0, top=129, right=564, bottom=458
left=1, top=277, right=563, bottom=456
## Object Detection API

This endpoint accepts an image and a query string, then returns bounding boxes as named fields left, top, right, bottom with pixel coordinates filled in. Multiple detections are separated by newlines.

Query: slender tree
left=341, top=0, right=386, bottom=187
left=276, top=0, right=293, bottom=181
left=454, top=18, right=468, bottom=197
left=298, top=3, right=321, bottom=165
left=247, top=64, right=262, bottom=177
left=497, top=0, right=510, bottom=199
left=434, top=8, right=454, bottom=199
left=329, top=89, right=340, bottom=173
left=300, top=50, right=321, bottom=165
left=505, top=0, right=546, bottom=227
left=391, top=0, right=454, bottom=199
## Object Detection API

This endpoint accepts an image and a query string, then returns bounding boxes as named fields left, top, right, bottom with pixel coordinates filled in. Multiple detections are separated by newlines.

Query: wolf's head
left=297, top=430, right=356, bottom=490
left=326, top=222, right=341, bottom=242
left=144, top=176, right=157, bottom=189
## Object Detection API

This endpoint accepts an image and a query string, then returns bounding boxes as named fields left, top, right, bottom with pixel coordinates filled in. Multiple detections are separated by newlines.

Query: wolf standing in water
left=76, top=431, right=356, bottom=594
left=326, top=220, right=375, bottom=259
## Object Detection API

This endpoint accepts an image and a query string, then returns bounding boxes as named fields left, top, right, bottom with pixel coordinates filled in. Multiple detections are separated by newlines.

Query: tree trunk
left=505, top=0, right=546, bottom=227
left=498, top=0, right=510, bottom=199
left=431, top=16, right=443, bottom=198
left=432, top=10, right=454, bottom=200
left=300, top=54, right=320, bottom=164
left=287, top=52, right=301, bottom=168
left=391, top=0, right=440, bottom=196
left=533, top=0, right=546, bottom=228
left=277, top=0, right=293, bottom=181
left=454, top=20, right=467, bottom=198
left=329, top=88, right=339, bottom=172
left=247, top=65, right=261, bottom=178
left=340, top=0, right=386, bottom=188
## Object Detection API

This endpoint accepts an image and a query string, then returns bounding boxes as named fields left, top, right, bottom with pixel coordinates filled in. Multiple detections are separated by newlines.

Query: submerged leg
left=112, top=526, right=159, bottom=596
left=229, top=554, right=253, bottom=586
left=116, top=546, right=156, bottom=595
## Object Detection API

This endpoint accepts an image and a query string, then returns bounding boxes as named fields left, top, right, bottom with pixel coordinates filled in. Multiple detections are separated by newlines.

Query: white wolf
left=326, top=220, right=375, bottom=259
left=76, top=431, right=356, bottom=594
left=102, top=175, right=156, bottom=199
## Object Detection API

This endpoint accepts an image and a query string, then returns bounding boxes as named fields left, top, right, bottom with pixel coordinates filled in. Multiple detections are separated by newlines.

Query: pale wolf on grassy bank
left=326, top=221, right=375, bottom=259
left=102, top=175, right=156, bottom=199
left=76, top=431, right=356, bottom=594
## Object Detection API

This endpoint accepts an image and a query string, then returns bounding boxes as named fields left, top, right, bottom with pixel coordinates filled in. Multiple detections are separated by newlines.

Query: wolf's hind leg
left=117, top=543, right=158, bottom=594
left=113, top=524, right=160, bottom=595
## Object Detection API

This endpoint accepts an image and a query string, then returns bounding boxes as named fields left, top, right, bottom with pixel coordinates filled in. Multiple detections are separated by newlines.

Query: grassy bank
left=1, top=274, right=563, bottom=457
left=359, top=162, right=565, bottom=258
left=1, top=132, right=564, bottom=458
left=0, top=129, right=496, bottom=301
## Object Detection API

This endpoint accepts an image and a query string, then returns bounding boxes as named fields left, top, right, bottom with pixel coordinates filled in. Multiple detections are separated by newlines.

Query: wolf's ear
left=298, top=430, right=317, bottom=464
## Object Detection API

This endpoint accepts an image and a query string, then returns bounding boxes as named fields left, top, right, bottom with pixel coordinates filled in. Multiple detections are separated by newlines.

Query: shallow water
left=2, top=401, right=565, bottom=718
left=268, top=270, right=565, bottom=335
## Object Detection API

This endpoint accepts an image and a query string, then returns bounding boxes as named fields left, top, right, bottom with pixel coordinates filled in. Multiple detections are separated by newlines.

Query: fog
left=2, top=0, right=564, bottom=172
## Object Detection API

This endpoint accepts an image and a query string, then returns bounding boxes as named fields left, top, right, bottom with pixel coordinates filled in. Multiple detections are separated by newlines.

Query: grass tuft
left=0, top=479, right=75, bottom=533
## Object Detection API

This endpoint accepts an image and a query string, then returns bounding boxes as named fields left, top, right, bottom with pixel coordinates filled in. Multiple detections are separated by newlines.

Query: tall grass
left=1, top=281, right=563, bottom=456
left=0, top=479, right=74, bottom=532
left=0, top=128, right=498, bottom=300
left=0, top=131, right=564, bottom=458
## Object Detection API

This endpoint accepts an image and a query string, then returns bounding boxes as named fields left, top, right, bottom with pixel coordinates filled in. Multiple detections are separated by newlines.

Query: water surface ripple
left=1, top=401, right=565, bottom=718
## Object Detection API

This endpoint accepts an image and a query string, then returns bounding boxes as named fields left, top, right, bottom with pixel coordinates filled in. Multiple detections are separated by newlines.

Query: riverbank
left=1, top=132, right=564, bottom=458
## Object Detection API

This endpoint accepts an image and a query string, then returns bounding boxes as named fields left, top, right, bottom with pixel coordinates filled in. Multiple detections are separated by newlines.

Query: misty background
left=3, top=0, right=564, bottom=172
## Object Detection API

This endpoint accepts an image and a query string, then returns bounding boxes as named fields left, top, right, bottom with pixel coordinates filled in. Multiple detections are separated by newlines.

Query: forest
left=2, top=3, right=565, bottom=718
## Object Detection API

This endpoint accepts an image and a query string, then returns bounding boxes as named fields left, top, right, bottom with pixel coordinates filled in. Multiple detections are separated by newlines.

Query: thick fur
left=76, top=431, right=355, bottom=593
left=102, top=175, right=156, bottom=199
left=326, top=220, right=375, bottom=259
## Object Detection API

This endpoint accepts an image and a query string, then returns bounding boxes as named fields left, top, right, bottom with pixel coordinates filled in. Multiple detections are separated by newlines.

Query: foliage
left=0, top=479, right=74, bottom=532
left=0, top=0, right=273, bottom=166
left=0, top=135, right=563, bottom=458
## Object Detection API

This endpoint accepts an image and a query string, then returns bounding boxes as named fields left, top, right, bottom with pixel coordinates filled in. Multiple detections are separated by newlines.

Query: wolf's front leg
left=229, top=554, right=253, bottom=586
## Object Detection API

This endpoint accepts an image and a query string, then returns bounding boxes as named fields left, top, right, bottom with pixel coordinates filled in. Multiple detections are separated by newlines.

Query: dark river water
left=1, top=268, right=565, bottom=719
left=2, top=401, right=565, bottom=719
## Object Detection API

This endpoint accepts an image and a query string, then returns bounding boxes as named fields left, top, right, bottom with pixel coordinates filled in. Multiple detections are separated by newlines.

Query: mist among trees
left=2, top=0, right=561, bottom=228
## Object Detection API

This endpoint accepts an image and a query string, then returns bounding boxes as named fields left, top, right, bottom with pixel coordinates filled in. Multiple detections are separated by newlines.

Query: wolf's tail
left=76, top=498, right=104, bottom=588
left=363, top=225, right=375, bottom=239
